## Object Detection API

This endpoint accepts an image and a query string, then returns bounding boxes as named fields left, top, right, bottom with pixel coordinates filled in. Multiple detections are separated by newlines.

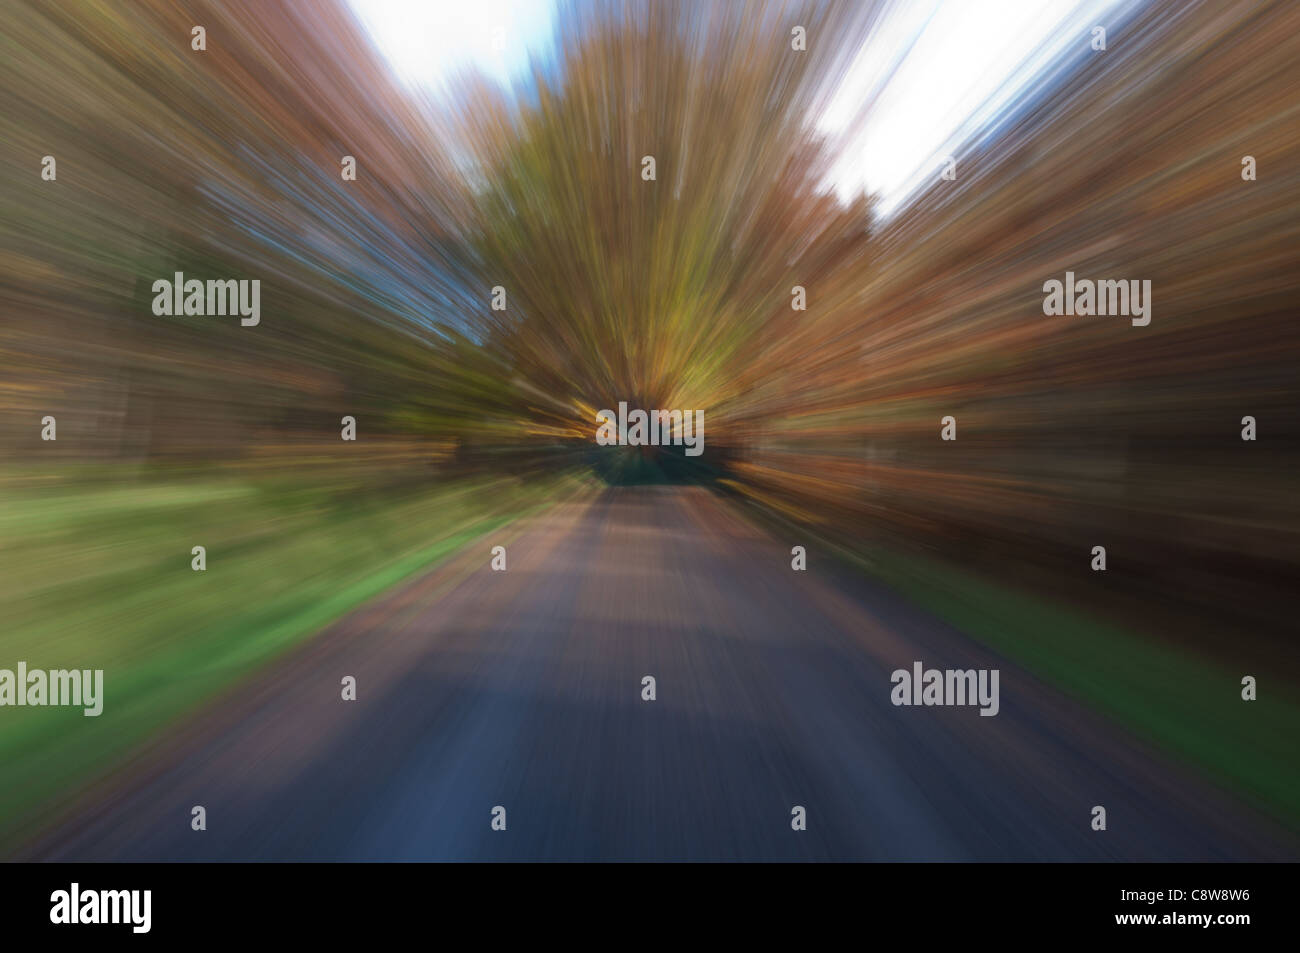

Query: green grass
left=0, top=465, right=578, bottom=852
left=853, top=547, right=1300, bottom=831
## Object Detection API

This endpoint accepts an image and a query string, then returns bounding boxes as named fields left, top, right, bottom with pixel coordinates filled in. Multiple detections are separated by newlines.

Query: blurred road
left=26, top=487, right=1298, bottom=860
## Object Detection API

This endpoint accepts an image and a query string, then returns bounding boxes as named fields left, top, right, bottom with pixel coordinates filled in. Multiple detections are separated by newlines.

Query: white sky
left=350, top=0, right=1132, bottom=215
left=820, top=0, right=1133, bottom=214
left=348, top=0, right=556, bottom=92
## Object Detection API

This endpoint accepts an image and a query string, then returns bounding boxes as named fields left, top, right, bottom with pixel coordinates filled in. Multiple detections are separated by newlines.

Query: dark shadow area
left=585, top=443, right=741, bottom=486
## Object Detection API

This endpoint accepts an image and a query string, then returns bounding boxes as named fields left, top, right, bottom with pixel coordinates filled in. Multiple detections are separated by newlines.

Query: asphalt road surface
left=25, top=487, right=1298, bottom=860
